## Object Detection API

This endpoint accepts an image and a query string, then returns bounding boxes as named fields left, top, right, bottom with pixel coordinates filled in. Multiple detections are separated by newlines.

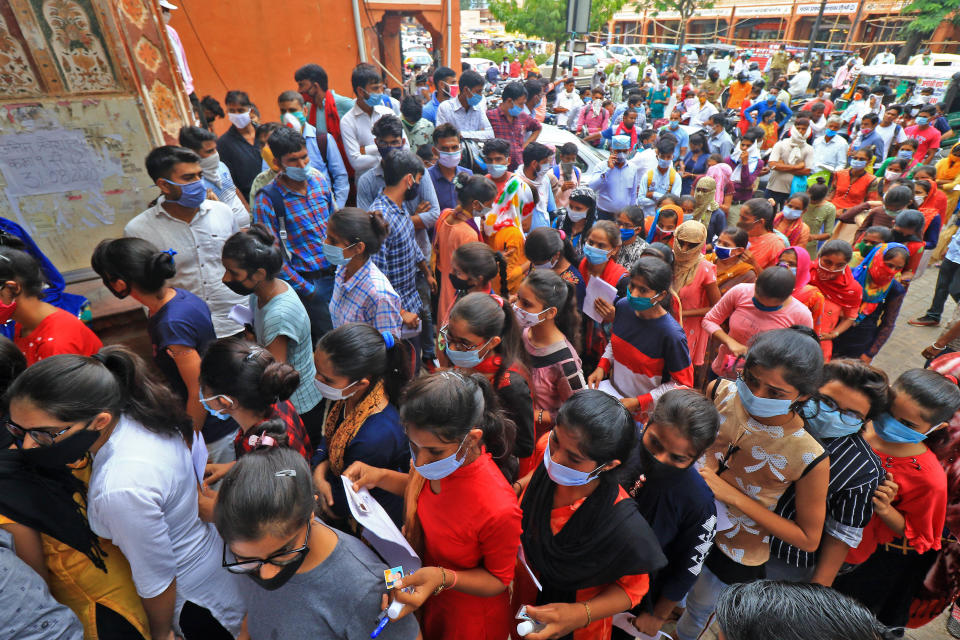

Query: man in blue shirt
left=278, top=91, right=349, bottom=207
left=745, top=93, right=793, bottom=131
left=850, top=113, right=886, bottom=158
left=659, top=110, right=689, bottom=161
left=588, top=135, right=642, bottom=220
left=422, top=66, right=457, bottom=125
left=428, top=122, right=472, bottom=212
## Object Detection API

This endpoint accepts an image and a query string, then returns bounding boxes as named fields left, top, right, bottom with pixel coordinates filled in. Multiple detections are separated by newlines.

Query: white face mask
left=915, top=195, right=925, bottom=205
left=567, top=207, right=588, bottom=222
left=313, top=378, right=360, bottom=401
left=228, top=110, right=252, bottom=129
left=199, top=152, right=220, bottom=177
left=512, top=303, right=552, bottom=328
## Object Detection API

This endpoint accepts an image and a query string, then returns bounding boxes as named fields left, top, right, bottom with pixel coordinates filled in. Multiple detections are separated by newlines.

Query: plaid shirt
left=233, top=400, right=312, bottom=461
left=330, top=259, right=403, bottom=334
left=369, top=194, right=425, bottom=313
left=487, top=107, right=542, bottom=170
left=252, top=174, right=334, bottom=297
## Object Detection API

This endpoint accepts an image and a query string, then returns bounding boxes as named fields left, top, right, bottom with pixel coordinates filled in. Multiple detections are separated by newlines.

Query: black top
left=217, top=126, right=262, bottom=199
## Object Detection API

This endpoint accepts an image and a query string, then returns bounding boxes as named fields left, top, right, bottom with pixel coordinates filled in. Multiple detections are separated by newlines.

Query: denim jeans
left=299, top=272, right=335, bottom=345
left=676, top=566, right=729, bottom=640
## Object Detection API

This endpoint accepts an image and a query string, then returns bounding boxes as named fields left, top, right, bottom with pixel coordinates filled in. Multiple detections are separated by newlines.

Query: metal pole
left=446, top=0, right=452, bottom=67
left=805, top=0, right=827, bottom=62
left=351, top=0, right=368, bottom=62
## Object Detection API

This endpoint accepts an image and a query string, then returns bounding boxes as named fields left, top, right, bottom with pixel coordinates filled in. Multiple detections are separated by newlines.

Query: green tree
left=489, top=0, right=629, bottom=81
left=896, top=0, right=960, bottom=62
left=632, top=0, right=716, bottom=59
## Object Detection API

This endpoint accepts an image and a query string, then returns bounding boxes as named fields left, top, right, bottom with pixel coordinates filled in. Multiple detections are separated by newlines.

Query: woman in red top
left=738, top=198, right=786, bottom=273
left=809, top=240, right=863, bottom=361
left=778, top=245, right=825, bottom=337
left=913, top=167, right=947, bottom=220
left=830, top=148, right=875, bottom=215
left=2, top=247, right=100, bottom=365
left=834, top=368, right=960, bottom=629
left=345, top=372, right=523, bottom=640
left=578, top=221, right=629, bottom=373
left=511, top=390, right=666, bottom=639
left=891, top=209, right=927, bottom=283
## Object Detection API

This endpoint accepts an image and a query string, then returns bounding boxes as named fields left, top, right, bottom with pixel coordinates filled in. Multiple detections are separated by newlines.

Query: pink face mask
left=0, top=298, right=17, bottom=325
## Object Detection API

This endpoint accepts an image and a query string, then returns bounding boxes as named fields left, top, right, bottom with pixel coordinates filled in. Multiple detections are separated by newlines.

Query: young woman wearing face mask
left=834, top=369, right=960, bottom=630
left=765, top=358, right=889, bottom=586
left=868, top=157, right=909, bottom=201
left=890, top=209, right=927, bottom=283
left=672, top=220, right=721, bottom=385
left=552, top=186, right=598, bottom=261
left=587, top=257, right=694, bottom=419
left=736, top=198, right=784, bottom=273
left=324, top=207, right=403, bottom=336
left=702, top=266, right=814, bottom=379
left=515, top=270, right=585, bottom=471
left=834, top=183, right=914, bottom=245
left=619, top=389, right=720, bottom=638
left=311, top=323, right=412, bottom=527
left=809, top=240, right=863, bottom=360
left=523, top=227, right=586, bottom=308
left=639, top=243, right=685, bottom=323
left=778, top=246, right=826, bottom=337
left=511, top=390, right=667, bottom=640
left=832, top=243, right=909, bottom=362
left=0, top=247, right=100, bottom=366
left=579, top=220, right=629, bottom=373
left=220, top=224, right=324, bottom=443
left=450, top=242, right=510, bottom=304
left=677, top=328, right=829, bottom=640
left=680, top=133, right=709, bottom=195
left=345, top=371, right=522, bottom=640
left=707, top=227, right=756, bottom=294
left=613, top=205, right=649, bottom=269
left=773, top=192, right=811, bottom=248
left=643, top=204, right=680, bottom=247
left=0, top=343, right=151, bottom=639
left=829, top=148, right=876, bottom=215
left=442, top=292, right=533, bottom=467
left=215, top=447, right=419, bottom=640
left=5, top=348, right=246, bottom=640
left=436, top=174, right=493, bottom=323
left=92, top=237, right=238, bottom=463
left=913, top=178, right=943, bottom=248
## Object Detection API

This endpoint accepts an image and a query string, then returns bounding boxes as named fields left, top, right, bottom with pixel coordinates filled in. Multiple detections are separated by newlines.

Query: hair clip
left=248, top=430, right=277, bottom=449
left=557, top=229, right=566, bottom=240
left=381, top=330, right=395, bottom=349
left=244, top=346, right=265, bottom=362
left=274, top=469, right=296, bottom=477
left=163, top=249, right=178, bottom=258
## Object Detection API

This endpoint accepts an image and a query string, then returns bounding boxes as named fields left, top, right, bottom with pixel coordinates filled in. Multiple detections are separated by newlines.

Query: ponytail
left=522, top=270, right=582, bottom=351
left=524, top=227, right=577, bottom=267
left=449, top=292, right=527, bottom=387
left=493, top=251, right=509, bottom=298
left=91, top=238, right=176, bottom=294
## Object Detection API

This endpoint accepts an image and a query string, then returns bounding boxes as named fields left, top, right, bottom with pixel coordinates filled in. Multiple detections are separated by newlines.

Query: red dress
left=14, top=310, right=101, bottom=366
left=417, top=452, right=523, bottom=639
left=846, top=447, right=947, bottom=565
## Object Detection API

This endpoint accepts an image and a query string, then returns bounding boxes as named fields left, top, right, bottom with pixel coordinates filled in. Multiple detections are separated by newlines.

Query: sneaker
left=908, top=316, right=940, bottom=327
left=948, top=602, right=960, bottom=638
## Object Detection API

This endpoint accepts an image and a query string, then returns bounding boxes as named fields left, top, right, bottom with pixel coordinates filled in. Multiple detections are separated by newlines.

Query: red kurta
left=15, top=310, right=101, bottom=366
left=418, top=452, right=523, bottom=640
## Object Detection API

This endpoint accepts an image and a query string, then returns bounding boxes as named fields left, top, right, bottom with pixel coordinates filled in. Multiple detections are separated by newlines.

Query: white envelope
left=341, top=475, right=421, bottom=571
left=228, top=303, right=254, bottom=326
left=611, top=613, right=674, bottom=640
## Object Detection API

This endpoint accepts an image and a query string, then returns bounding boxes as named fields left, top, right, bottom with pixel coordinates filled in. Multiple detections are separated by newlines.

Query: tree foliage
left=899, top=0, right=960, bottom=34
left=633, top=0, right=716, bottom=53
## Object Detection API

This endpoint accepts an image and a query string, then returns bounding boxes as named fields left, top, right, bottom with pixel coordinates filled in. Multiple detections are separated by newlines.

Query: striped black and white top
left=770, top=432, right=885, bottom=568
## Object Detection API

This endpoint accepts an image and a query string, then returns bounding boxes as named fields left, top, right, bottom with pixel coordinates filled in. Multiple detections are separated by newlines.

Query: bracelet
left=932, top=342, right=947, bottom=350
left=433, top=567, right=447, bottom=595
left=536, top=409, right=544, bottom=430
left=448, top=570, right=458, bottom=590
left=582, top=601, right=592, bottom=627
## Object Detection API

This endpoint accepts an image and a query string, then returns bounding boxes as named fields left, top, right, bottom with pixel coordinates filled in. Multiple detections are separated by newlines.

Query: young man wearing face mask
left=553, top=77, right=583, bottom=130
left=217, top=90, right=263, bottom=201
left=874, top=106, right=907, bottom=158
left=659, top=110, right=689, bottom=161
left=435, top=70, right=493, bottom=139
left=905, top=105, right=942, bottom=166
left=179, top=125, right=251, bottom=228
left=745, top=90, right=793, bottom=133
left=125, top=145, right=247, bottom=338
left=421, top=66, right=457, bottom=124
left=637, top=139, right=681, bottom=218
left=850, top=113, right=886, bottom=158
left=428, top=123, right=473, bottom=213
left=486, top=81, right=541, bottom=171
left=340, top=64, right=402, bottom=178
left=277, top=91, right=349, bottom=208
left=590, top=135, right=643, bottom=221
left=293, top=63, right=355, bottom=139
left=252, top=127, right=337, bottom=342
left=766, top=117, right=814, bottom=207
left=516, top=142, right=556, bottom=230
left=706, top=114, right=734, bottom=160
left=801, top=82, right=836, bottom=116
left=684, top=89, right=719, bottom=131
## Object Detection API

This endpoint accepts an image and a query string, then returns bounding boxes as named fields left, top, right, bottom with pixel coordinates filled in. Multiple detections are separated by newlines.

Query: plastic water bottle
left=516, top=620, right=546, bottom=636
left=386, top=600, right=405, bottom=620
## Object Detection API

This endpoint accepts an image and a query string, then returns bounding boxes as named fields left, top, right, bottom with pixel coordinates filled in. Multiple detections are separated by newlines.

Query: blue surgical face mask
left=669, top=121, right=679, bottom=129
left=411, top=434, right=469, bottom=480
left=467, top=93, right=483, bottom=108
left=200, top=392, right=232, bottom=420
left=364, top=91, right=383, bottom=108
left=628, top=292, right=656, bottom=312
left=488, top=163, right=508, bottom=178
left=898, top=149, right=914, bottom=160
left=736, top=374, right=794, bottom=418
left=621, top=228, right=636, bottom=241
left=508, top=104, right=523, bottom=117
left=752, top=296, right=783, bottom=312
left=543, top=436, right=605, bottom=486
left=916, top=116, right=929, bottom=126
left=443, top=338, right=492, bottom=369
left=321, top=242, right=356, bottom=266
left=782, top=206, right=803, bottom=220
left=658, top=158, right=671, bottom=169
left=873, top=412, right=937, bottom=444
left=284, top=165, right=310, bottom=182
left=714, top=245, right=733, bottom=259
left=803, top=399, right=864, bottom=439
left=583, top=243, right=610, bottom=265
left=533, top=258, right=557, bottom=270
left=163, top=178, right=206, bottom=208
left=824, top=129, right=838, bottom=138
left=849, top=159, right=867, bottom=170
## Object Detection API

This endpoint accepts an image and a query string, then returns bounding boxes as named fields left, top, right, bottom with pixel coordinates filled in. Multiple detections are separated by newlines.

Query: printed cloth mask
left=512, top=304, right=550, bottom=328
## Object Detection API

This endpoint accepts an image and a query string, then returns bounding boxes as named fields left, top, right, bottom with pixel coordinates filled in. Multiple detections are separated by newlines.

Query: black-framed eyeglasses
left=438, top=324, right=484, bottom=352
left=5, top=417, right=89, bottom=447
left=816, top=395, right=866, bottom=426
left=222, top=520, right=311, bottom=574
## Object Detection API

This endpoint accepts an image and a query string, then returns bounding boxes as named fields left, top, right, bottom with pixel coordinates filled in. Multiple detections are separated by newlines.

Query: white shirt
left=628, top=147, right=658, bottom=175
left=124, top=198, right=245, bottom=337
left=339, top=103, right=398, bottom=176
left=435, top=97, right=493, bottom=139
left=624, top=65, right=640, bottom=83
left=809, top=114, right=827, bottom=139
left=636, top=165, right=682, bottom=216
left=875, top=122, right=907, bottom=156
left=812, top=135, right=849, bottom=172
left=789, top=70, right=811, bottom=97
left=685, top=100, right=719, bottom=130
left=554, top=88, right=584, bottom=128
left=88, top=416, right=245, bottom=633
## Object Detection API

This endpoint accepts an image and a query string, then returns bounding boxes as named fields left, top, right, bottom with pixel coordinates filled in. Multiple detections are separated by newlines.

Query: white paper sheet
left=228, top=304, right=254, bottom=327
left=584, top=276, right=617, bottom=324
left=341, top=475, right=421, bottom=571
left=517, top=544, right=543, bottom=591
left=191, top=431, right=208, bottom=485
left=596, top=379, right=622, bottom=400
left=611, top=613, right=674, bottom=640
left=400, top=318, right=422, bottom=339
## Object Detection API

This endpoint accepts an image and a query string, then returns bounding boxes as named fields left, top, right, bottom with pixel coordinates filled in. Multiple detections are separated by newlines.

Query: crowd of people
left=2, top=38, right=960, bottom=640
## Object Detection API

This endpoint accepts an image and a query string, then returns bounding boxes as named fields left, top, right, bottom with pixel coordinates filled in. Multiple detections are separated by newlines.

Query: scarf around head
left=851, top=242, right=907, bottom=320
left=809, top=256, right=863, bottom=309
left=780, top=245, right=811, bottom=295
left=706, top=163, right=732, bottom=203
left=733, top=140, right=762, bottom=176
left=936, top=142, right=960, bottom=182
left=646, top=204, right=683, bottom=243
left=692, top=176, right=719, bottom=225
left=673, top=220, right=707, bottom=290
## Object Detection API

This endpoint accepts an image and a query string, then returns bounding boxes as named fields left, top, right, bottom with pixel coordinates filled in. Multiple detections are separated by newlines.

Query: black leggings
left=95, top=603, right=146, bottom=640
left=179, top=601, right=234, bottom=640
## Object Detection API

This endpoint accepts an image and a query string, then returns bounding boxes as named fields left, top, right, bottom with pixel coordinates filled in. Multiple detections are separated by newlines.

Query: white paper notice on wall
left=0, top=129, right=108, bottom=197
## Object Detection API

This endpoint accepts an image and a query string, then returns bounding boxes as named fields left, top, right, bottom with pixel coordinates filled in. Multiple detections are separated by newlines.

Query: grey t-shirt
left=239, top=527, right=420, bottom=639
left=0, top=530, right=83, bottom=640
